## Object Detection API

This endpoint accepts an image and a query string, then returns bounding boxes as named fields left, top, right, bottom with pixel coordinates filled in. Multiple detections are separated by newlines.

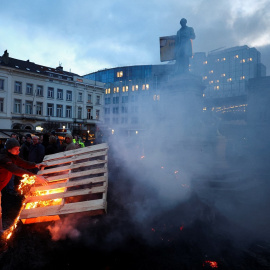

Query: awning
left=0, top=132, right=10, bottom=139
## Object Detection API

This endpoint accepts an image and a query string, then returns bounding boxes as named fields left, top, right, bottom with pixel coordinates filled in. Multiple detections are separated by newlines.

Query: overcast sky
left=1, top=0, right=270, bottom=76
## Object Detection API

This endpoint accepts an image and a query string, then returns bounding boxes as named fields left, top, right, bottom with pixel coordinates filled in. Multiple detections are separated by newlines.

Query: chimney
left=2, top=50, right=9, bottom=64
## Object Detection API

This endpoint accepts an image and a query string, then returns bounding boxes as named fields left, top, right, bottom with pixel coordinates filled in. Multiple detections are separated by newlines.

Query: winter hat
left=5, top=138, right=20, bottom=150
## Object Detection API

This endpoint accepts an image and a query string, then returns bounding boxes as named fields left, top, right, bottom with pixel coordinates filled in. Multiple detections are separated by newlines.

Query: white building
left=0, top=50, right=105, bottom=135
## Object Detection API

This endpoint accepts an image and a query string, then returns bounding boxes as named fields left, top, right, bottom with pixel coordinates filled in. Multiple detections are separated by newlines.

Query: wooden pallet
left=19, top=143, right=108, bottom=224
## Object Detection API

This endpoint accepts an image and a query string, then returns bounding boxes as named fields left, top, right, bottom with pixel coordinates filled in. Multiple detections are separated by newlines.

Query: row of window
left=105, top=106, right=138, bottom=114
left=203, top=57, right=253, bottom=65
left=10, top=99, right=99, bottom=119
left=0, top=79, right=101, bottom=104
left=104, top=117, right=139, bottom=125
left=105, top=84, right=150, bottom=94
left=104, top=95, right=138, bottom=105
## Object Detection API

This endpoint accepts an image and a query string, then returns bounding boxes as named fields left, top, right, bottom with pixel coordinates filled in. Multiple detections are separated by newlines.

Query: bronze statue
left=175, top=18, right=195, bottom=74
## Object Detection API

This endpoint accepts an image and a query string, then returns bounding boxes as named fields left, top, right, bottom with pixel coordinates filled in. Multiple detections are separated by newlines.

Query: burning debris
left=1, top=143, right=108, bottom=244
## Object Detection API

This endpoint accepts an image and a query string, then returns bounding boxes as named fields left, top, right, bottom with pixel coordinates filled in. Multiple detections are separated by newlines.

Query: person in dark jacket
left=0, top=138, right=47, bottom=232
left=19, top=134, right=32, bottom=161
left=28, top=136, right=45, bottom=173
left=45, top=135, right=59, bottom=155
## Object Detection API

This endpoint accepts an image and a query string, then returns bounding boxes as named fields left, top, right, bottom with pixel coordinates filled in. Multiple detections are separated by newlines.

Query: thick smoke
left=103, top=71, right=270, bottom=245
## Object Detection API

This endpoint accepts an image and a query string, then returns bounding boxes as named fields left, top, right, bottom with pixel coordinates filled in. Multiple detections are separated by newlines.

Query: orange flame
left=18, top=174, right=36, bottom=195
left=3, top=175, right=65, bottom=241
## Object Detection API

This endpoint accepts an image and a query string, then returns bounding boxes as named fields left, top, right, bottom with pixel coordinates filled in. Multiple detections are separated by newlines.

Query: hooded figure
left=65, top=134, right=76, bottom=151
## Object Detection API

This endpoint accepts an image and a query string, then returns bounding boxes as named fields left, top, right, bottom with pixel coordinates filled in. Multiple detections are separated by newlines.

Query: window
left=87, top=94, right=92, bottom=103
left=113, top=87, right=119, bottom=93
left=15, top=81, right=22, bottom=93
left=121, top=117, right=128, bottom=124
left=122, top=96, right=128, bottom=103
left=113, top=107, right=119, bottom=114
left=66, top=90, right=72, bottom=101
left=132, top=85, right=138, bottom=91
left=113, top=118, right=119, bottom=124
left=122, top=86, right=128, bottom=92
left=36, top=102, right=43, bottom=115
left=26, top=83, right=33, bottom=95
left=78, top=92, right=83, bottom=102
left=36, top=85, right=43, bottom=96
left=47, top=103, right=54, bottom=116
left=66, top=106, right=72, bottom=118
left=87, top=108, right=92, bottom=119
left=113, top=97, right=119, bottom=104
left=56, top=105, right=63, bottom=117
left=57, top=89, right=63, bottom=100
left=105, top=98, right=111, bottom=104
left=25, top=101, right=33, bottom=114
left=105, top=88, right=110, bottom=94
left=117, top=71, right=123, bottom=77
left=96, top=95, right=101, bottom=105
left=14, top=99, right=21, bottom=113
left=0, top=79, right=4, bottom=90
left=121, top=106, right=128, bottom=113
left=77, top=107, right=82, bottom=119
left=96, top=110, right=100, bottom=120
left=47, top=87, right=54, bottom=98
left=105, top=108, right=110, bottom=114
left=0, top=98, right=3, bottom=112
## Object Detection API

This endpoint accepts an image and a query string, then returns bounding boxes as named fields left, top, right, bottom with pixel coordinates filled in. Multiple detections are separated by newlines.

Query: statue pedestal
left=159, top=72, right=205, bottom=139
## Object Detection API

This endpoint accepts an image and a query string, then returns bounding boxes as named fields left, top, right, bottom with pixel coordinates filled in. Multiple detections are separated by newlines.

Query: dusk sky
left=1, top=0, right=270, bottom=76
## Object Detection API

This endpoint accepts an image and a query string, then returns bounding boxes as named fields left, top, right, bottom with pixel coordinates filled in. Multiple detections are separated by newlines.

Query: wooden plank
left=30, top=175, right=107, bottom=192
left=39, top=159, right=107, bottom=175
left=25, top=185, right=107, bottom=203
left=21, top=215, right=60, bottom=224
left=46, top=167, right=107, bottom=182
left=20, top=199, right=107, bottom=219
left=41, top=150, right=107, bottom=168
left=43, top=143, right=108, bottom=161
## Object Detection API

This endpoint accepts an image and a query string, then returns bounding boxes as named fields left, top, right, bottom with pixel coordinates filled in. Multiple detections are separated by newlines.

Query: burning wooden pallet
left=19, top=143, right=109, bottom=224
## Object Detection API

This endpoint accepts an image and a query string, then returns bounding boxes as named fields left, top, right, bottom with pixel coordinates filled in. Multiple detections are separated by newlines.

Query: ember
left=203, top=260, right=218, bottom=268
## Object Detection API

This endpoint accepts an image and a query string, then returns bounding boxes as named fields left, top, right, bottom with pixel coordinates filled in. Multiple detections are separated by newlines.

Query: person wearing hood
left=65, top=134, right=76, bottom=151
left=0, top=138, right=48, bottom=232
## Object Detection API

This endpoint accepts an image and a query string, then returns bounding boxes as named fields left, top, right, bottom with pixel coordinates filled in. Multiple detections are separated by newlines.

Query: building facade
left=84, top=64, right=174, bottom=135
left=83, top=45, right=266, bottom=134
left=0, top=50, right=105, bottom=136
left=190, top=45, right=266, bottom=119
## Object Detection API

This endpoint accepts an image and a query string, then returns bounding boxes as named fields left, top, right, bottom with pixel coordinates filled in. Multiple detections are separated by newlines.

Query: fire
left=203, top=260, right=218, bottom=268
left=32, top=187, right=65, bottom=196
left=25, top=198, right=63, bottom=209
left=18, top=174, right=36, bottom=195
left=3, top=175, right=65, bottom=241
